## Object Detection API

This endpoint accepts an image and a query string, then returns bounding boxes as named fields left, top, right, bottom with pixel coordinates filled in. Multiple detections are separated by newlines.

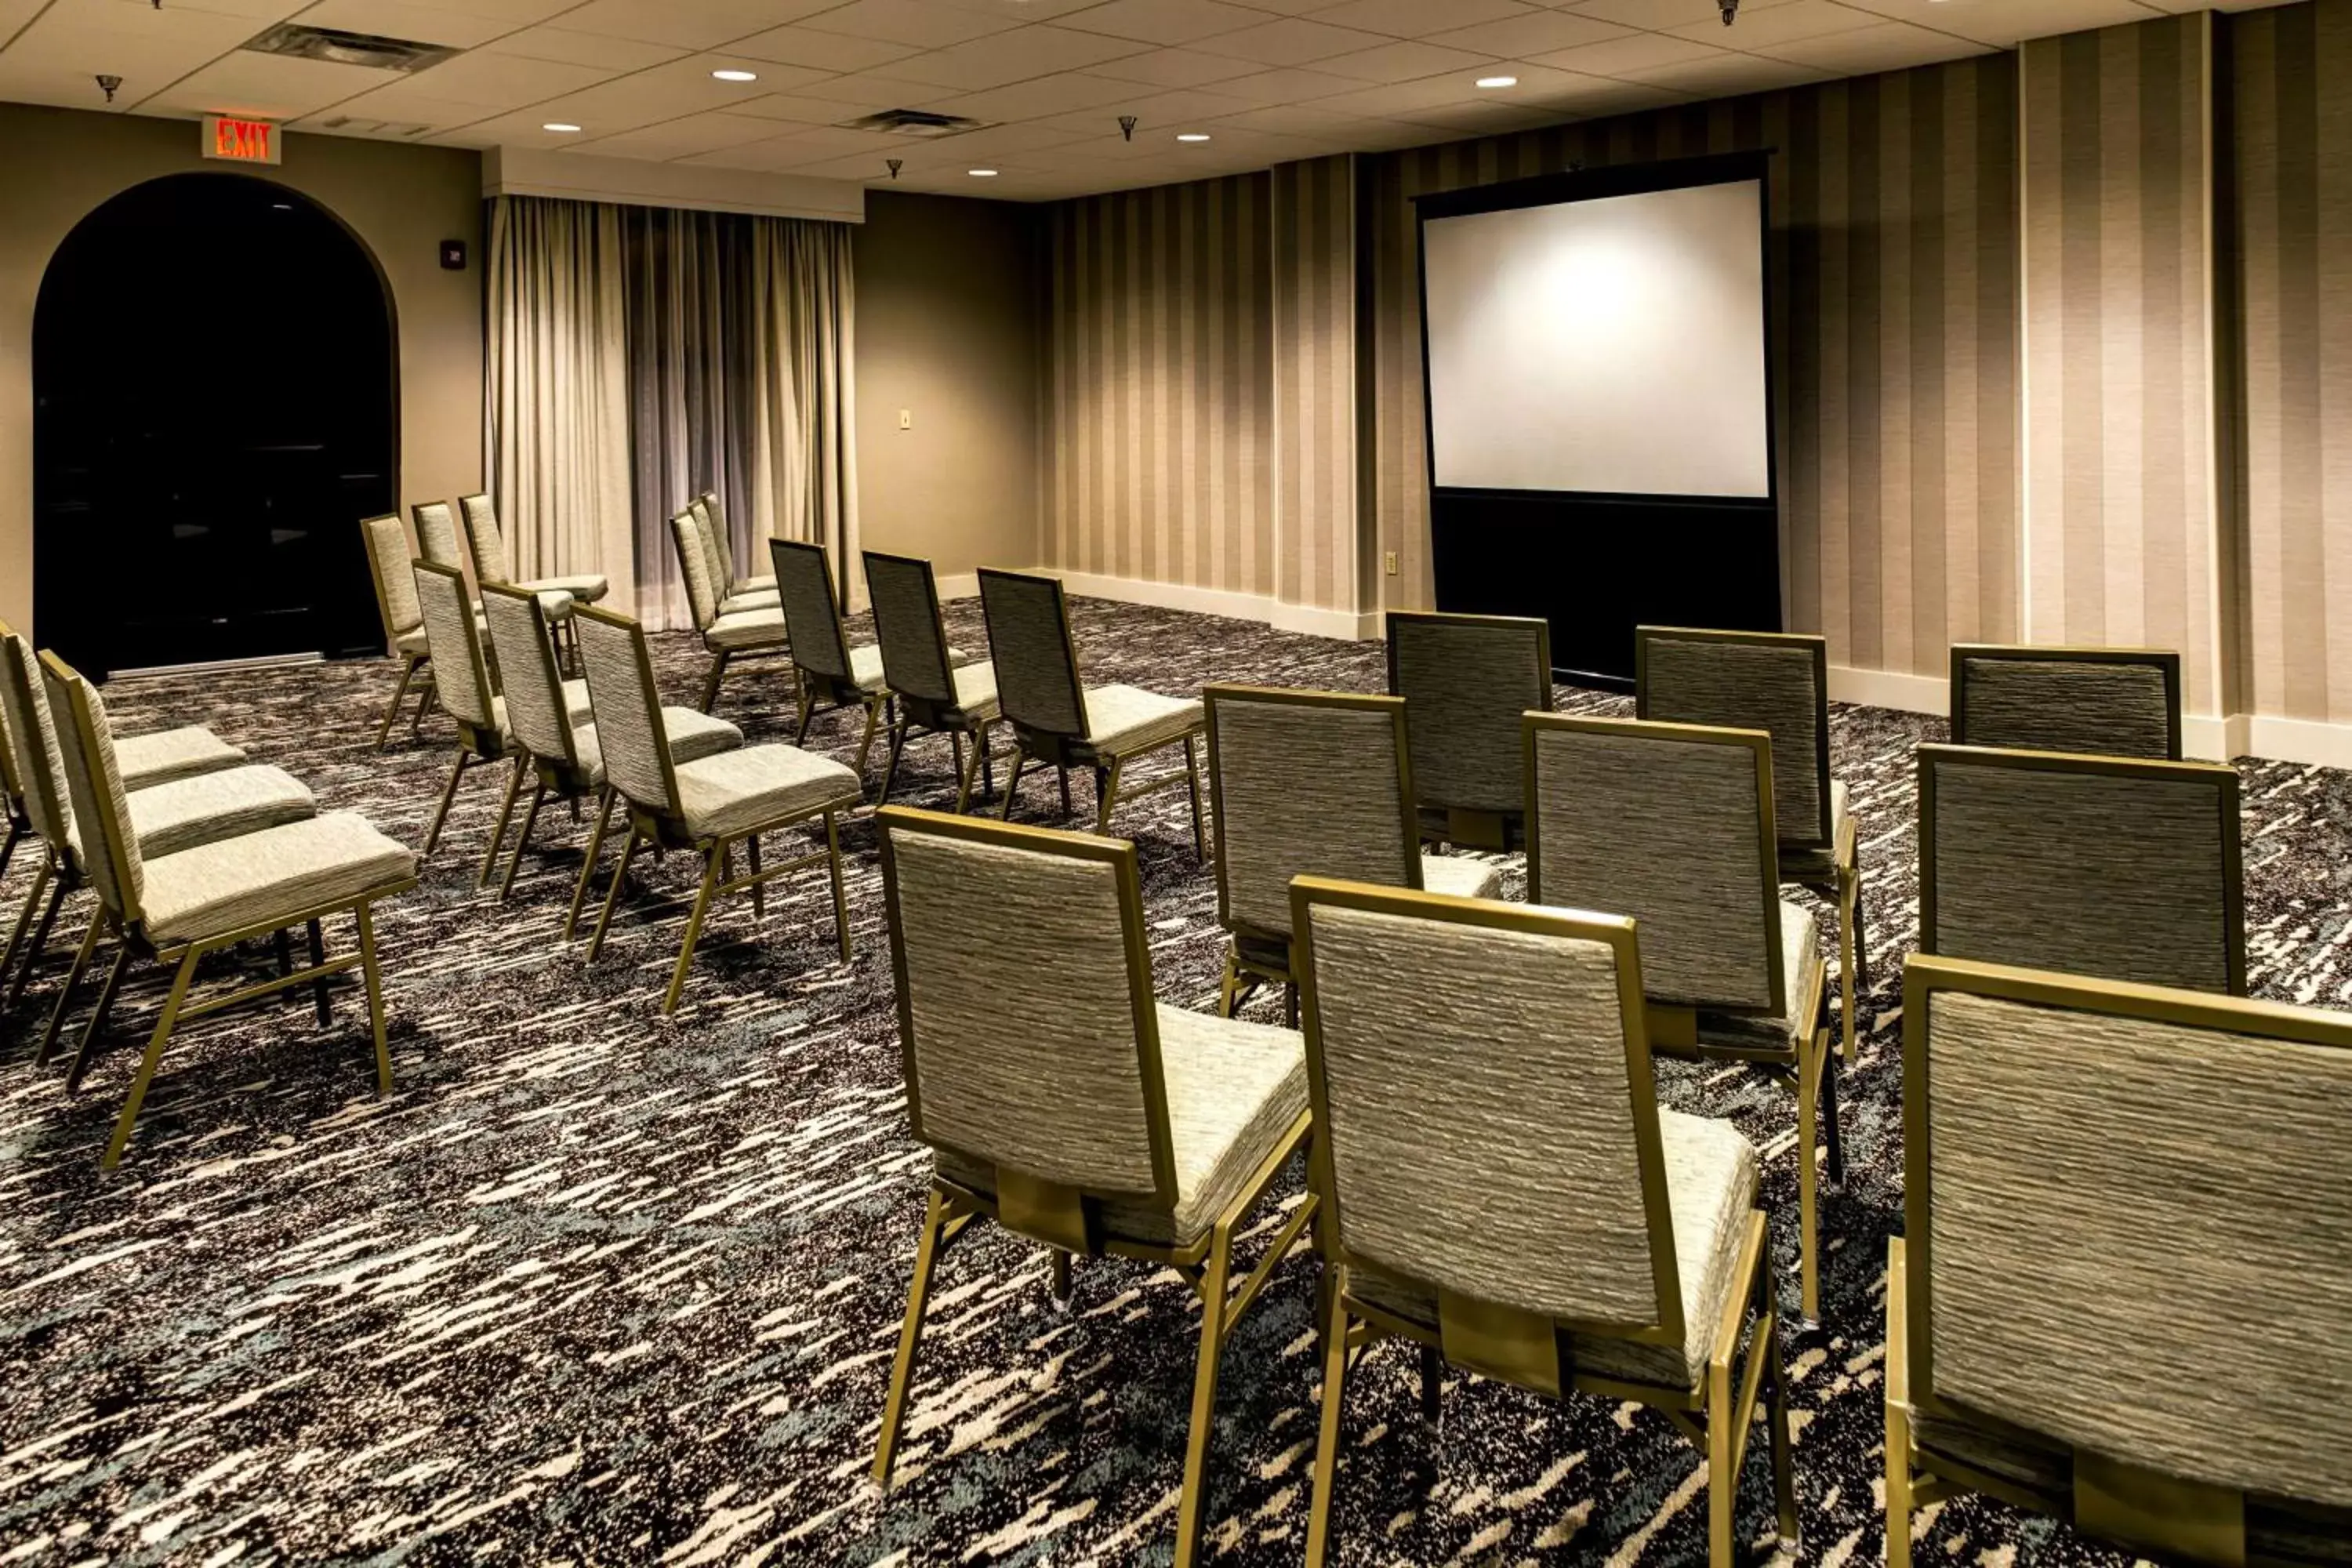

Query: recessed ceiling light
left=543, top=122, right=582, bottom=133
left=1475, top=75, right=1518, bottom=89
left=1176, top=131, right=1210, bottom=143
left=969, top=167, right=999, bottom=176
left=711, top=68, right=758, bottom=82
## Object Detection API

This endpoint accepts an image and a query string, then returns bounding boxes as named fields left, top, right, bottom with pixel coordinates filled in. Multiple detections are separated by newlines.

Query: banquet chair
left=1888, top=955, right=2352, bottom=1566
left=1290, top=877, right=1794, bottom=1568
left=415, top=499, right=575, bottom=637
left=693, top=492, right=778, bottom=610
left=459, top=492, right=608, bottom=672
left=411, top=563, right=593, bottom=875
left=0, top=679, right=25, bottom=881
left=42, top=652, right=415, bottom=1170
left=976, top=568, right=1206, bottom=855
left=477, top=584, right=742, bottom=919
left=1948, top=644, right=2183, bottom=760
left=863, top=550, right=999, bottom=812
left=670, top=510, right=789, bottom=713
left=870, top=806, right=1314, bottom=1568
left=1636, top=626, right=1864, bottom=1065
left=1203, top=684, right=1500, bottom=1022
left=361, top=514, right=434, bottom=747
left=1918, top=744, right=2245, bottom=994
left=1526, top=712, right=1842, bottom=1322
left=771, top=539, right=891, bottom=777
left=1385, top=610, right=1552, bottom=851
left=572, top=604, right=861, bottom=1014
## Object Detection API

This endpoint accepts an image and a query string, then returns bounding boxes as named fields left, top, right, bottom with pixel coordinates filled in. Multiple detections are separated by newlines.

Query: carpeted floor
left=1, top=597, right=2346, bottom=1567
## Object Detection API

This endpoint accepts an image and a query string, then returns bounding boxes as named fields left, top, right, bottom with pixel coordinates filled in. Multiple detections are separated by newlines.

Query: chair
left=976, top=568, right=1206, bottom=854
left=1918, top=743, right=2245, bottom=994
left=1385, top=610, right=1552, bottom=851
left=1636, top=626, right=1866, bottom=1066
left=41, top=652, right=415, bottom=1169
left=1291, top=877, right=1795, bottom=1568
left=0, top=675, right=26, bottom=882
left=1888, top=956, right=2352, bottom=1566
left=1526, top=712, right=1842, bottom=1321
left=771, top=539, right=890, bottom=777
left=1202, top=684, right=1501, bottom=1022
left=476, top=584, right=743, bottom=919
left=416, top=499, right=576, bottom=654
left=572, top=604, right=861, bottom=1014
left=411, top=562, right=593, bottom=877
left=360, top=514, right=435, bottom=748
left=1949, top=643, right=2183, bottom=760
left=459, top=493, right=610, bottom=608
left=670, top=510, right=789, bottom=713
left=869, top=806, right=1314, bottom=1568
left=863, top=550, right=1000, bottom=812
left=693, top=491, right=778, bottom=610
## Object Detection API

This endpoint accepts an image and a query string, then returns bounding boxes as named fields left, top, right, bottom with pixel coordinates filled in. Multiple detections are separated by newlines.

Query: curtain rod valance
left=484, top=147, right=865, bottom=226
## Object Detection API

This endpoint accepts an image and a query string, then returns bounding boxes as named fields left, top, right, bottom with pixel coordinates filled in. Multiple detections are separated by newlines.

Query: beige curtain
left=485, top=197, right=635, bottom=610
left=750, top=220, right=861, bottom=610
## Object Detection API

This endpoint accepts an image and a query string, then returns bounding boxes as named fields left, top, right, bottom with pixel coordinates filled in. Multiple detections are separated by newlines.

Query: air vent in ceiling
left=318, top=116, right=434, bottom=139
left=840, top=107, right=992, bottom=138
left=243, top=24, right=461, bottom=74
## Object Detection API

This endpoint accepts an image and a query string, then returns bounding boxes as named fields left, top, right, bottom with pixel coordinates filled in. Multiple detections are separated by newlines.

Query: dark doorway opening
left=34, top=172, right=396, bottom=678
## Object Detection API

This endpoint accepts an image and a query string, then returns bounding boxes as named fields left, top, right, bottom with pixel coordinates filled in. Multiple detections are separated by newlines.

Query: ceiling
left=0, top=0, right=2296, bottom=201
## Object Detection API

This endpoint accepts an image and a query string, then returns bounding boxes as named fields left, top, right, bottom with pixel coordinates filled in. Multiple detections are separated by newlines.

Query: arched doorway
left=34, top=172, right=396, bottom=677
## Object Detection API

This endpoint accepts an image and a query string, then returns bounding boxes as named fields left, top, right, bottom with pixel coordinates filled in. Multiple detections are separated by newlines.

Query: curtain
left=753, top=220, right=860, bottom=611
left=485, top=197, right=634, bottom=609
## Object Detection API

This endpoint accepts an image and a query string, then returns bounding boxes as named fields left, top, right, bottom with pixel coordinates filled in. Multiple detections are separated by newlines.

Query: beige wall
left=852, top=189, right=1040, bottom=587
left=0, top=103, right=485, bottom=641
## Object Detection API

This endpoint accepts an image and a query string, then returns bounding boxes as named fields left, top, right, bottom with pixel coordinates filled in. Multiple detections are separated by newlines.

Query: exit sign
left=202, top=115, right=281, bottom=165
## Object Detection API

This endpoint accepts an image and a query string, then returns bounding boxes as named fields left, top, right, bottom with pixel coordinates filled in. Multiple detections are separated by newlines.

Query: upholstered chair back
left=1904, top=956, right=2352, bottom=1513
left=1206, top=687, right=1418, bottom=942
left=1919, top=745, right=2243, bottom=993
left=880, top=809, right=1174, bottom=1205
left=864, top=552, right=955, bottom=706
left=1950, top=645, right=2182, bottom=760
left=1527, top=714, right=1784, bottom=1016
left=697, top=491, right=738, bottom=586
left=978, top=569, right=1089, bottom=740
left=459, top=494, right=513, bottom=585
left=0, top=648, right=21, bottom=815
left=1386, top=612, right=1552, bottom=820
left=38, top=654, right=143, bottom=924
left=0, top=634, right=75, bottom=854
left=360, top=514, right=422, bottom=644
left=412, top=564, right=495, bottom=734
left=480, top=586, right=577, bottom=768
left=412, top=501, right=464, bottom=573
left=771, top=540, right=851, bottom=684
left=1295, top=880, right=1679, bottom=1336
left=1637, top=627, right=1831, bottom=851
left=573, top=607, right=680, bottom=816
left=668, top=511, right=720, bottom=631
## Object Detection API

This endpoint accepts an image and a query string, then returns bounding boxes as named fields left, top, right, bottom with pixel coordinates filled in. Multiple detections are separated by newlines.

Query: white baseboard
left=2241, top=713, right=2352, bottom=769
left=1828, top=664, right=1949, bottom=717
left=934, top=571, right=980, bottom=603
left=1045, top=568, right=1381, bottom=641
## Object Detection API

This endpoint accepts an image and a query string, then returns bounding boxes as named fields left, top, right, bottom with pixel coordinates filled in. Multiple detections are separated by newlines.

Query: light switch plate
left=1385, top=550, right=1399, bottom=575
left=898, top=408, right=912, bottom=430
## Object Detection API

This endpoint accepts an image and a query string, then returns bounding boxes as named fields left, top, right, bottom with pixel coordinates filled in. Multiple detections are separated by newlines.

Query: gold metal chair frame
left=1385, top=608, right=1554, bottom=852
left=1202, top=685, right=1425, bottom=1025
left=1916, top=742, right=2249, bottom=996
left=572, top=604, right=858, bottom=1016
left=359, top=515, right=435, bottom=748
left=1947, top=642, right=2186, bottom=760
left=1887, top=956, right=2352, bottom=1566
left=670, top=510, right=792, bottom=713
left=1525, top=710, right=1843, bottom=1321
left=474, top=583, right=611, bottom=915
left=458, top=492, right=582, bottom=678
left=976, top=569, right=1207, bottom=855
left=0, top=660, right=27, bottom=881
left=771, top=539, right=889, bottom=778
left=862, top=550, right=998, bottom=815
left=1636, top=624, right=1865, bottom=1067
left=40, top=652, right=412, bottom=1170
left=1286, top=877, right=1796, bottom=1568
left=869, top=807, right=1316, bottom=1568
left=412, top=563, right=524, bottom=884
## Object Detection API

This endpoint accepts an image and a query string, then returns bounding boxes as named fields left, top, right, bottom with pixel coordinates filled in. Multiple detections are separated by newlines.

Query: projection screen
left=1422, top=176, right=1769, bottom=499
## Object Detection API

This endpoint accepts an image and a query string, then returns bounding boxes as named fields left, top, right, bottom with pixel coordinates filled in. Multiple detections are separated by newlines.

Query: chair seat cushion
left=706, top=609, right=789, bottom=652
left=533, top=590, right=576, bottom=622
left=1348, top=1109, right=1758, bottom=1391
left=741, top=573, right=778, bottom=593
left=949, top=661, right=1000, bottom=722
left=1083, top=684, right=1203, bottom=757
left=1419, top=852, right=1502, bottom=902
left=395, top=626, right=430, bottom=658
left=847, top=642, right=973, bottom=696
left=142, top=813, right=416, bottom=946
left=1779, top=779, right=1852, bottom=884
left=720, top=590, right=782, bottom=618
left=673, top=743, right=861, bottom=840
left=937, top=1004, right=1307, bottom=1250
left=115, top=727, right=247, bottom=791
left=129, top=764, right=318, bottom=860
left=1697, top=901, right=1825, bottom=1051
left=522, top=574, right=610, bottom=604
left=575, top=709, right=742, bottom=788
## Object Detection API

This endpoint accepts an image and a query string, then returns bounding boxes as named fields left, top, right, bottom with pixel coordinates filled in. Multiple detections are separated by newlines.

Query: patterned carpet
left=1, top=597, right=2344, bottom=1567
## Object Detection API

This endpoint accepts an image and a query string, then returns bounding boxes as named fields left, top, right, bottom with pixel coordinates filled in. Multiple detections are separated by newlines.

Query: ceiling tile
left=727, top=25, right=924, bottom=73
left=284, top=0, right=515, bottom=49
left=1311, top=39, right=1500, bottom=84
left=1187, top=16, right=1392, bottom=64
left=885, top=24, right=1152, bottom=92
left=1077, top=46, right=1267, bottom=87
left=1750, top=19, right=1993, bottom=71
left=138, top=53, right=397, bottom=120
left=1303, top=0, right=1539, bottom=37
left=924, top=70, right=1155, bottom=121
left=1665, top=0, right=1881, bottom=49
left=1529, top=31, right=1730, bottom=76
left=573, top=108, right=793, bottom=156
left=401, top=49, right=618, bottom=108
left=1185, top=65, right=1364, bottom=104
left=1424, top=10, right=1637, bottom=58
left=1825, top=0, right=2159, bottom=45
left=554, top=0, right=846, bottom=50
left=476, top=27, right=688, bottom=71
left=1055, top=0, right=1272, bottom=48
left=1563, top=0, right=1802, bottom=25
left=796, top=0, right=1028, bottom=48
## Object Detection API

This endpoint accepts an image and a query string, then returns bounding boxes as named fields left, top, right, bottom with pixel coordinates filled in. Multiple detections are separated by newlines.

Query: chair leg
left=877, top=719, right=911, bottom=808
left=1765, top=1250, right=1799, bottom=1550
left=1047, top=1247, right=1072, bottom=1304
left=32, top=917, right=103, bottom=1068
left=307, top=918, right=330, bottom=1026
left=1304, top=1272, right=1353, bottom=1568
left=855, top=696, right=886, bottom=776
left=662, top=843, right=727, bottom=1015
left=499, top=784, right=548, bottom=901
left=825, top=810, right=851, bottom=963
left=358, top=903, right=393, bottom=1096
left=481, top=755, right=528, bottom=887
left=411, top=674, right=437, bottom=737
left=746, top=833, right=764, bottom=924
left=953, top=726, right=987, bottom=815
left=1058, top=766, right=1073, bottom=818
left=0, top=817, right=22, bottom=883
left=586, top=829, right=641, bottom=964
left=1823, top=1031, right=1846, bottom=1187
left=1218, top=950, right=1242, bottom=1019
left=1885, top=1238, right=1913, bottom=1568
left=565, top=789, right=618, bottom=942
left=1707, top=1333, right=1737, bottom=1567
left=1796, top=1026, right=1824, bottom=1327
left=873, top=1186, right=950, bottom=1490
left=376, top=656, right=421, bottom=750
left=1853, top=858, right=1871, bottom=986
left=60, top=942, right=132, bottom=1080
left=421, top=750, right=472, bottom=858
left=1093, top=758, right=1123, bottom=836
left=1184, top=735, right=1207, bottom=861
left=1174, top=1224, right=1235, bottom=1568
left=699, top=650, right=731, bottom=713
left=999, top=753, right=1028, bottom=822
left=2, top=855, right=56, bottom=1000
left=794, top=685, right=818, bottom=744
left=102, top=946, right=201, bottom=1171
left=1838, top=862, right=1860, bottom=1065
left=5, top=871, right=67, bottom=1010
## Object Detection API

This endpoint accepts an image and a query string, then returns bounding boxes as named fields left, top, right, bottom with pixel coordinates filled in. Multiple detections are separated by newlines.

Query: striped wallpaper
left=2231, top=0, right=2352, bottom=724
left=2020, top=14, right=2224, bottom=715
left=1270, top=155, right=1363, bottom=619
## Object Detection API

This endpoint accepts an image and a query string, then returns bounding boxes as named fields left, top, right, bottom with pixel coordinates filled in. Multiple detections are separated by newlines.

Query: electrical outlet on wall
left=1385, top=550, right=1399, bottom=575
left=898, top=408, right=912, bottom=430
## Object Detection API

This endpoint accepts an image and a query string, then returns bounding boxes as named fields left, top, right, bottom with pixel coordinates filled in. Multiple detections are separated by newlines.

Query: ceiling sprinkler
left=96, top=74, right=122, bottom=103
left=886, top=158, right=903, bottom=180
left=1719, top=0, right=1738, bottom=22
left=1118, top=115, right=1138, bottom=142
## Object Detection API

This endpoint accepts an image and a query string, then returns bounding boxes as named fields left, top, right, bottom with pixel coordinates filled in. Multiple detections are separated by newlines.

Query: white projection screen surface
left=1423, top=178, right=1770, bottom=499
